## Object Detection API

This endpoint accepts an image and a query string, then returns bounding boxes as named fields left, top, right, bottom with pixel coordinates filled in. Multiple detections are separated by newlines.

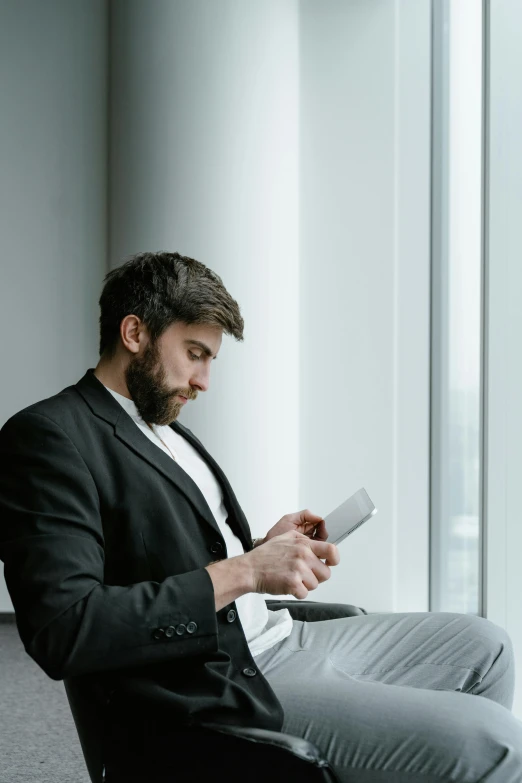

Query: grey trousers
left=254, top=612, right=522, bottom=782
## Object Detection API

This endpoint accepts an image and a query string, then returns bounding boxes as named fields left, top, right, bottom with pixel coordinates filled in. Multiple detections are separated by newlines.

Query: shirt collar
left=104, top=386, right=143, bottom=423
left=103, top=386, right=175, bottom=437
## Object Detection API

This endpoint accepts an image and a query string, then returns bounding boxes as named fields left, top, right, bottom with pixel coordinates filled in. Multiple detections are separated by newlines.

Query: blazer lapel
left=75, top=370, right=223, bottom=539
left=170, top=420, right=252, bottom=548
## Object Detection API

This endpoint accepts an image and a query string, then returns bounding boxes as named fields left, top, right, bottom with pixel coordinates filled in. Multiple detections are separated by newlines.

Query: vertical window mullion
left=430, top=0, right=484, bottom=615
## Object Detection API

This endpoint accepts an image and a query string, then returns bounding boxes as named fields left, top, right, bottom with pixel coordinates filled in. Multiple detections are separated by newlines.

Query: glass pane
left=430, top=0, right=484, bottom=615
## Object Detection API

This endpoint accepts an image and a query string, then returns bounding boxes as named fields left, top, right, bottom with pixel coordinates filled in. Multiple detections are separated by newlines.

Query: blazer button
left=176, top=624, right=187, bottom=636
left=152, top=628, right=165, bottom=640
left=226, top=610, right=236, bottom=623
left=210, top=541, right=223, bottom=555
left=165, top=626, right=175, bottom=638
left=186, top=622, right=198, bottom=634
left=242, top=667, right=257, bottom=677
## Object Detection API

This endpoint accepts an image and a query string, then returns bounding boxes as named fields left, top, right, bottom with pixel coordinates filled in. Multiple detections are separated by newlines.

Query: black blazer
left=0, top=370, right=284, bottom=740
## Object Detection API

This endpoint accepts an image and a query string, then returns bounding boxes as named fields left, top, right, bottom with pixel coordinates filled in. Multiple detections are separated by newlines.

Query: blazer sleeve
left=0, top=410, right=219, bottom=681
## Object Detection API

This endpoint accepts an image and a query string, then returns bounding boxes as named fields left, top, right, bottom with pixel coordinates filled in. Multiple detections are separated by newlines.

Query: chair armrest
left=266, top=599, right=366, bottom=622
left=199, top=723, right=340, bottom=782
left=201, top=722, right=330, bottom=767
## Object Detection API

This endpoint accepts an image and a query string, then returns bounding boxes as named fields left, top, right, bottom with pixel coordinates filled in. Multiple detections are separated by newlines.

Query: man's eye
left=189, top=351, right=201, bottom=361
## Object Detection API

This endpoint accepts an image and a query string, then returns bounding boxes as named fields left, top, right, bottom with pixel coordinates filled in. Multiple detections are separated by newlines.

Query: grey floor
left=0, top=618, right=90, bottom=783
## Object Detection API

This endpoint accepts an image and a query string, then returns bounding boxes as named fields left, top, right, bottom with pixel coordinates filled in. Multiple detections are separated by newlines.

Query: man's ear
left=120, top=314, right=147, bottom=355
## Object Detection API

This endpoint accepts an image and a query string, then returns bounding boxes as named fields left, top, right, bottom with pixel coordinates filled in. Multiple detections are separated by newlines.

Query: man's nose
left=190, top=365, right=210, bottom=393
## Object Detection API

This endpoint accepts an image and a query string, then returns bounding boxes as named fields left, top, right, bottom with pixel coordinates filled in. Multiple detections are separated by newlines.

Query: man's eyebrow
left=184, top=339, right=218, bottom=359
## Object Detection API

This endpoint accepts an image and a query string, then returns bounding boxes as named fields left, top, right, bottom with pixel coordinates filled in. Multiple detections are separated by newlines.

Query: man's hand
left=261, top=508, right=328, bottom=545
left=244, top=530, right=340, bottom=600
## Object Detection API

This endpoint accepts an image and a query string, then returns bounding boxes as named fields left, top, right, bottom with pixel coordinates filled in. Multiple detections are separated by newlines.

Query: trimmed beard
left=125, top=340, right=186, bottom=426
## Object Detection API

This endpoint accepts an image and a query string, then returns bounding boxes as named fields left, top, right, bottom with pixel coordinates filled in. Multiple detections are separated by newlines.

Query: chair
left=65, top=599, right=366, bottom=783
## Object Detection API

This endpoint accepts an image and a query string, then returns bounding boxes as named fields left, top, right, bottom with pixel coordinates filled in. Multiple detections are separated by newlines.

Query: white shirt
left=105, top=387, right=293, bottom=657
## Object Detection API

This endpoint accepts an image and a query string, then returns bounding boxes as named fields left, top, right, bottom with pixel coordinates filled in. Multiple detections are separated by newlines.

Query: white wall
left=0, top=0, right=432, bottom=615
left=485, top=0, right=522, bottom=720
left=0, top=0, right=108, bottom=611
left=110, top=0, right=431, bottom=612
left=109, top=0, right=301, bottom=538
left=299, top=0, right=431, bottom=611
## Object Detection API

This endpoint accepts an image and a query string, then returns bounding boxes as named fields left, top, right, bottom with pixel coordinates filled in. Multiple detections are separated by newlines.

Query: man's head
left=97, top=252, right=244, bottom=425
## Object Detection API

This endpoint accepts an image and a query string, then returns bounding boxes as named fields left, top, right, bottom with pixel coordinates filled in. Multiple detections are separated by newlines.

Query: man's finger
left=308, top=538, right=340, bottom=566
left=299, top=508, right=324, bottom=523
left=311, top=520, right=328, bottom=541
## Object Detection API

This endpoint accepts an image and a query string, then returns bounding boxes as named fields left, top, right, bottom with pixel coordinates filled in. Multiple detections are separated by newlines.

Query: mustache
left=168, top=388, right=198, bottom=402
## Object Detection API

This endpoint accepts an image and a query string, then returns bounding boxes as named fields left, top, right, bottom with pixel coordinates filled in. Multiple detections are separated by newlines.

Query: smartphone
left=323, top=488, right=377, bottom=545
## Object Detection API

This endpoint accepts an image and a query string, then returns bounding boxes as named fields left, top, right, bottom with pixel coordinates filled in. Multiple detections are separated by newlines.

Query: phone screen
left=323, top=488, right=377, bottom=545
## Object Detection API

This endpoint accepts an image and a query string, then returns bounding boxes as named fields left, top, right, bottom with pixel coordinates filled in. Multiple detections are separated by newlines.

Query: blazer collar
left=75, top=370, right=250, bottom=548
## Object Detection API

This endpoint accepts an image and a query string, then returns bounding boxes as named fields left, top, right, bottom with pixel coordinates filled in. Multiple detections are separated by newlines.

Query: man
left=1, top=252, right=521, bottom=782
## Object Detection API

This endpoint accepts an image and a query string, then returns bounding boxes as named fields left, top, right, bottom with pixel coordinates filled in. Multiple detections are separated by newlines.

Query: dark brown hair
left=98, top=252, right=244, bottom=357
